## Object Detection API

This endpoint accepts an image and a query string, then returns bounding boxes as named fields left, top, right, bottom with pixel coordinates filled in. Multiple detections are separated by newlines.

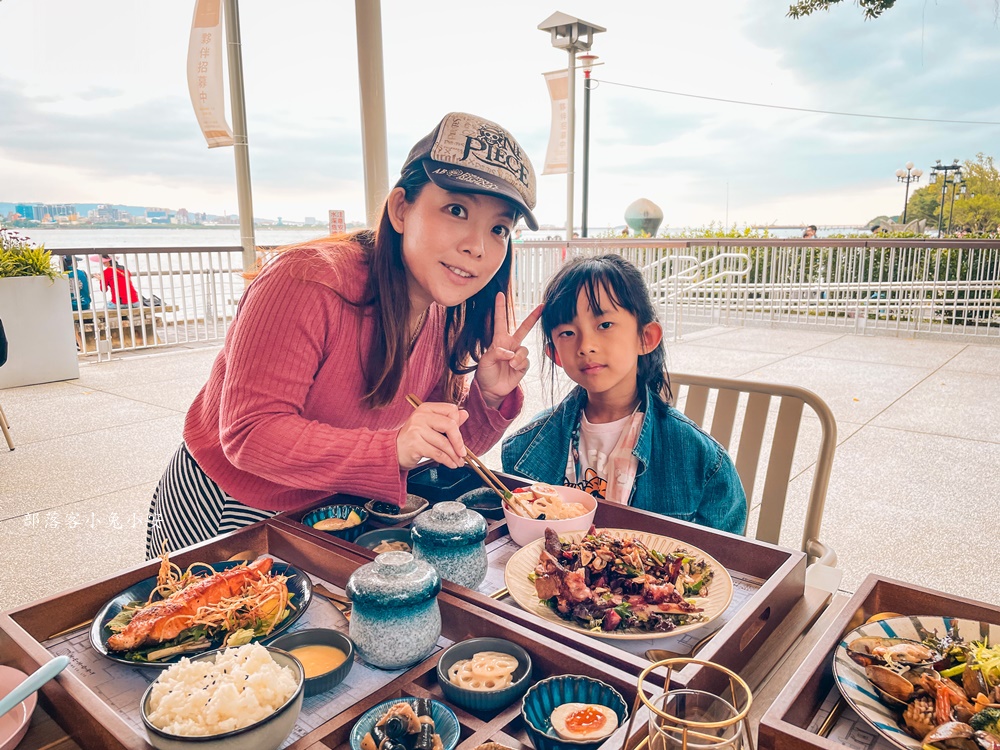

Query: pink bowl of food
left=502, top=483, right=598, bottom=546
left=0, top=665, right=37, bottom=750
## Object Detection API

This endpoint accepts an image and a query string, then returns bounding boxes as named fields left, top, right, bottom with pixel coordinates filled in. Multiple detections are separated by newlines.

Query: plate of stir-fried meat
left=504, top=526, right=732, bottom=640
left=90, top=552, right=311, bottom=666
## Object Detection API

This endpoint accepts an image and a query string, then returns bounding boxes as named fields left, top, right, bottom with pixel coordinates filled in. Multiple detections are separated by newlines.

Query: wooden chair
left=669, top=372, right=838, bottom=582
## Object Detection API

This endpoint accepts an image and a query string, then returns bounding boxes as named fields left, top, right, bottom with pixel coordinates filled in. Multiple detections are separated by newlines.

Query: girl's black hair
left=541, top=254, right=671, bottom=403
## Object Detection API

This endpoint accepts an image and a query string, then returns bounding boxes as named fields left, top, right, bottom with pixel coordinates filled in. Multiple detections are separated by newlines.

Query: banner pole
left=223, top=0, right=257, bottom=274
left=565, top=49, right=576, bottom=242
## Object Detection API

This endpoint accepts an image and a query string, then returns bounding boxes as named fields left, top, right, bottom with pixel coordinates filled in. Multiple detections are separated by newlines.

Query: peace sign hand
left=475, top=293, right=543, bottom=409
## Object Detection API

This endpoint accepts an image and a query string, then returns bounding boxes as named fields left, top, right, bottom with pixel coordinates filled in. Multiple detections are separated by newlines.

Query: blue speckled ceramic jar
left=347, top=551, right=441, bottom=670
left=411, top=501, right=488, bottom=589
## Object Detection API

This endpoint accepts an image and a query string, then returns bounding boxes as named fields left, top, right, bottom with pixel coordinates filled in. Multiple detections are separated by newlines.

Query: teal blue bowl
left=349, top=698, right=459, bottom=750
left=436, top=637, right=532, bottom=713
left=521, top=675, right=629, bottom=750
left=302, top=505, right=369, bottom=542
left=267, top=628, right=354, bottom=698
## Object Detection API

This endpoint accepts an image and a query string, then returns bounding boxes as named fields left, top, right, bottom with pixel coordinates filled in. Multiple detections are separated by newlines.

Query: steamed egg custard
left=550, top=703, right=619, bottom=741
left=289, top=644, right=348, bottom=678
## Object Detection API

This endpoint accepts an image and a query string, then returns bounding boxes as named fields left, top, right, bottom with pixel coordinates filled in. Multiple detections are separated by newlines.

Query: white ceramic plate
left=832, top=615, right=1000, bottom=750
left=504, top=528, right=733, bottom=641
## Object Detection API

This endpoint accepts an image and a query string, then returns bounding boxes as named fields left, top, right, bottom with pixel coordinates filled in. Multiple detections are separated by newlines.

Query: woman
left=147, top=112, right=541, bottom=557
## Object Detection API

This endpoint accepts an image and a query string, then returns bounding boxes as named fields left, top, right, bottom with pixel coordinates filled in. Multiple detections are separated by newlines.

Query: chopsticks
left=404, top=394, right=532, bottom=518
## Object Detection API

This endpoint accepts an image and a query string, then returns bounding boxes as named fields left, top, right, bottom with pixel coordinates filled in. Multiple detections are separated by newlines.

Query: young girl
left=147, top=112, right=542, bottom=557
left=501, top=255, right=747, bottom=534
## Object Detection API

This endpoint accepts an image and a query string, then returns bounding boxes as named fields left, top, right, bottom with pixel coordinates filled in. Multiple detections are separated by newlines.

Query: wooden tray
left=280, top=468, right=809, bottom=697
left=757, top=574, right=1000, bottom=750
left=0, top=519, right=642, bottom=750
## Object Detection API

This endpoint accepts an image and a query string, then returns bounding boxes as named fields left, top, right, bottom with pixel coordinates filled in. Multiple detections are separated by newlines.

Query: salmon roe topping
left=566, top=706, right=608, bottom=734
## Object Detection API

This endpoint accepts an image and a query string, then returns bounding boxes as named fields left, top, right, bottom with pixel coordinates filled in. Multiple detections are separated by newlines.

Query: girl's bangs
left=543, top=261, right=629, bottom=331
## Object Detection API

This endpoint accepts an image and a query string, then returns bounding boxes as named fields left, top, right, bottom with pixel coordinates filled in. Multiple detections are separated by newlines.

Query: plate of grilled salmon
left=90, top=555, right=312, bottom=666
left=504, top=527, right=732, bottom=640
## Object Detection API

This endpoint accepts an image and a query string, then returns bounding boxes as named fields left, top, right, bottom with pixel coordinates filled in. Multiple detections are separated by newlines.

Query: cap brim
left=422, top=160, right=538, bottom=231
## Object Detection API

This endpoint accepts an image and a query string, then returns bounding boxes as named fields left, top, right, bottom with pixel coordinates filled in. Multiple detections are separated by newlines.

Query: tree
left=788, top=0, right=897, bottom=19
left=904, top=153, right=1000, bottom=234
left=950, top=153, right=1000, bottom=233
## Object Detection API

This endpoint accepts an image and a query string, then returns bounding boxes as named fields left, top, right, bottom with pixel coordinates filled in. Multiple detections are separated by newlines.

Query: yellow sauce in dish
left=289, top=644, right=348, bottom=678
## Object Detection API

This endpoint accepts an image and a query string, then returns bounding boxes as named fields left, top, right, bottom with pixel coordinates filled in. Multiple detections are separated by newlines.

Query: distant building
left=304, top=216, right=317, bottom=225
left=146, top=207, right=173, bottom=224
left=16, top=203, right=76, bottom=221
left=176, top=208, right=190, bottom=225
left=88, top=204, right=131, bottom=223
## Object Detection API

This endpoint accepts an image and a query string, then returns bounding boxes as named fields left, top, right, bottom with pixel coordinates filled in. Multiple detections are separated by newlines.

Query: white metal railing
left=51, top=239, right=1000, bottom=361
left=53, top=247, right=247, bottom=360
left=512, top=239, right=1000, bottom=340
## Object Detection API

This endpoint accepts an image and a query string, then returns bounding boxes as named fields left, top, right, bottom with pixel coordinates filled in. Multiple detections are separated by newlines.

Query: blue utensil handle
left=0, top=655, right=70, bottom=718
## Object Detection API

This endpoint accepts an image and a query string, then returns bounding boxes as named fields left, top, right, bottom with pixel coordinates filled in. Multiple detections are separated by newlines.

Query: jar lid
left=346, top=551, right=441, bottom=606
left=411, top=501, right=487, bottom=546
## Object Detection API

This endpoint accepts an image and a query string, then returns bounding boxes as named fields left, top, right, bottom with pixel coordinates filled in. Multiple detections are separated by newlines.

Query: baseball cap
left=400, top=112, right=538, bottom=230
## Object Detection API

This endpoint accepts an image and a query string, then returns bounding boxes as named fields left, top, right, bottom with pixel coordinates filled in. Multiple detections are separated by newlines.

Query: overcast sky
left=2, top=0, right=998, bottom=228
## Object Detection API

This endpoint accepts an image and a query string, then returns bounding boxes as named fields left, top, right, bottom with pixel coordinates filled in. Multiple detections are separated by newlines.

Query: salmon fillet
left=106, top=556, right=273, bottom=652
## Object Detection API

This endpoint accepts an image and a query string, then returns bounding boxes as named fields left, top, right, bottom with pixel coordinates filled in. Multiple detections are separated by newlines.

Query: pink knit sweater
left=183, top=242, right=522, bottom=511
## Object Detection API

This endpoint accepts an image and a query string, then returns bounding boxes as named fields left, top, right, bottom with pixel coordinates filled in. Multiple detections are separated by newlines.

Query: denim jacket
left=501, top=386, right=747, bottom=534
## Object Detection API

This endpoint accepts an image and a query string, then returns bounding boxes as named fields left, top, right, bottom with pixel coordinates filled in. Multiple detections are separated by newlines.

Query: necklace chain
left=409, top=308, right=428, bottom=351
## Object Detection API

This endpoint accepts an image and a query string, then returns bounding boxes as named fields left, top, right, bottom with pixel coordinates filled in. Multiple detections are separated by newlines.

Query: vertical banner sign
left=187, top=0, right=234, bottom=148
left=543, top=70, right=569, bottom=175
left=328, top=210, right=346, bottom=235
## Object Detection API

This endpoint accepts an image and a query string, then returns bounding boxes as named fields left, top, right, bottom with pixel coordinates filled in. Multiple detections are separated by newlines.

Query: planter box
left=0, top=276, right=79, bottom=388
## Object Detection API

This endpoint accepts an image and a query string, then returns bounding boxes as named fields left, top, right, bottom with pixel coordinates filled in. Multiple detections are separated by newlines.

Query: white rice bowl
left=146, top=644, right=298, bottom=736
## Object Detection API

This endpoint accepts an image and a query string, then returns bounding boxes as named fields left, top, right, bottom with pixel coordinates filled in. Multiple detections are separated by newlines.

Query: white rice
left=146, top=643, right=298, bottom=736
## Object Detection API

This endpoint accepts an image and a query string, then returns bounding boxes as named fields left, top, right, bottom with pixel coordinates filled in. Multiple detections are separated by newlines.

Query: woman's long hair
left=250, top=165, right=515, bottom=408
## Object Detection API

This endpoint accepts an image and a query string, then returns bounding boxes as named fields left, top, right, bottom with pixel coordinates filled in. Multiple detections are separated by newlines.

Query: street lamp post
left=895, top=162, right=923, bottom=225
left=578, top=53, right=599, bottom=238
left=930, top=159, right=962, bottom=236
left=538, top=13, right=606, bottom=241
left=948, top=181, right=966, bottom=235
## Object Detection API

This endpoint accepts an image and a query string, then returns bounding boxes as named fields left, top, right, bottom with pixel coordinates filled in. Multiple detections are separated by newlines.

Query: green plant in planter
left=0, top=227, right=59, bottom=280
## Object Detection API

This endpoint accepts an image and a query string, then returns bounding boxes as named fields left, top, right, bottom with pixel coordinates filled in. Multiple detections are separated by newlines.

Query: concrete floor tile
left=0, top=415, right=183, bottom=520
left=773, top=426, right=999, bottom=601
left=97, top=375, right=208, bottom=412
left=0, top=388, right=177, bottom=445
left=665, top=344, right=786, bottom=378
left=74, top=346, right=221, bottom=390
left=0, top=482, right=155, bottom=612
left=942, top=343, right=1000, bottom=375
left=740, top=356, right=931, bottom=424
left=871, top=369, right=1000, bottom=444
left=807, top=336, right=966, bottom=368
left=0, top=380, right=88, bottom=406
left=683, top=328, right=844, bottom=356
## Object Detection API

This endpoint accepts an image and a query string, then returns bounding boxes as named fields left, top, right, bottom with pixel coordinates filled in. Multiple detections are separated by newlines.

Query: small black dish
left=457, top=487, right=505, bottom=520
left=407, top=464, right=483, bottom=504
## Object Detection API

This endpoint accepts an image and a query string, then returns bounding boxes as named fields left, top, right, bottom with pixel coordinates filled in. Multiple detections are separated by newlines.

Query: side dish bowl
left=503, top=486, right=597, bottom=546
left=349, top=698, right=460, bottom=750
left=521, top=674, right=628, bottom=750
left=140, top=646, right=304, bottom=750
left=436, top=637, right=532, bottom=713
left=302, top=504, right=369, bottom=542
left=0, top=665, right=37, bottom=750
left=267, top=628, right=354, bottom=698
left=456, top=486, right=506, bottom=520
left=354, top=527, right=413, bottom=554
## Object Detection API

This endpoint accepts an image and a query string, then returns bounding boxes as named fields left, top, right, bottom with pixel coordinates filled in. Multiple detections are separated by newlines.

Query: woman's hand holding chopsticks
left=396, top=401, right=469, bottom=470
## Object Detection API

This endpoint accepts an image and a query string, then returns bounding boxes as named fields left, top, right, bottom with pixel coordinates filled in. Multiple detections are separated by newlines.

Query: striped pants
left=145, top=443, right=274, bottom=559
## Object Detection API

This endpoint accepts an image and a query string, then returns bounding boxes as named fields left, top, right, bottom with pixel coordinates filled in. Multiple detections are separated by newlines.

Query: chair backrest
left=668, top=372, right=837, bottom=566
left=0, top=317, right=7, bottom=367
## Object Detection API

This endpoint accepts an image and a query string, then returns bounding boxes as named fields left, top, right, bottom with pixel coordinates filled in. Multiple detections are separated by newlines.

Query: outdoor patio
left=1, top=323, right=997, bottom=614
